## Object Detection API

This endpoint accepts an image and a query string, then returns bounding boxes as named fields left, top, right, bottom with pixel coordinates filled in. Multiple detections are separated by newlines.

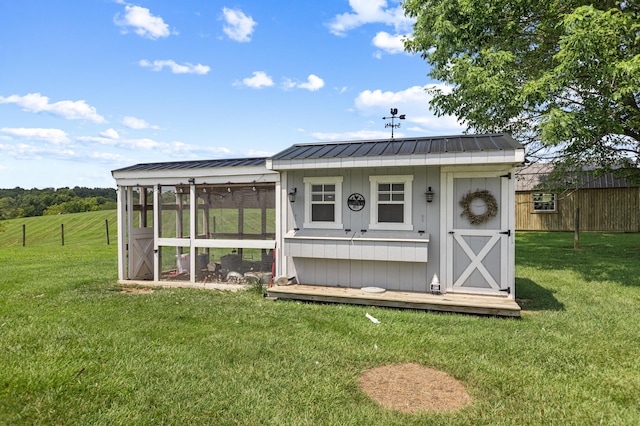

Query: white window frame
left=303, top=176, right=343, bottom=229
left=532, top=192, right=556, bottom=212
left=369, top=175, right=413, bottom=231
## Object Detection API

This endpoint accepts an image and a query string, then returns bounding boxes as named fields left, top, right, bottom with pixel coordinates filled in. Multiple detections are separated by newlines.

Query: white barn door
left=129, top=227, right=154, bottom=280
left=444, top=171, right=512, bottom=296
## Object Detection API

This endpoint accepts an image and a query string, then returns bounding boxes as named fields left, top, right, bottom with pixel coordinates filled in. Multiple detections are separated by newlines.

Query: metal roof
left=113, top=134, right=524, bottom=175
left=113, top=157, right=268, bottom=173
left=516, top=164, right=637, bottom=191
left=270, top=134, right=522, bottom=160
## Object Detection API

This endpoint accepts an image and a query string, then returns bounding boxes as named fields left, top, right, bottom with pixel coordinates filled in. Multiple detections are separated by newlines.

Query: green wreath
left=460, top=189, right=498, bottom=225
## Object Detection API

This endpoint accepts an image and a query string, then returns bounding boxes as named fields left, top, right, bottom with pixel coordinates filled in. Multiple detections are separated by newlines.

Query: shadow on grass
left=515, top=277, right=565, bottom=311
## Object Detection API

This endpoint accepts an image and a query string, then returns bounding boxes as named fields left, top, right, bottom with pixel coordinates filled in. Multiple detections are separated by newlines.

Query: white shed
left=112, top=134, right=524, bottom=316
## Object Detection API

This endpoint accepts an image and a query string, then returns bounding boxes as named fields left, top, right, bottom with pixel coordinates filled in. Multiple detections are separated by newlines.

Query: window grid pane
left=377, top=181, right=406, bottom=222
left=310, top=181, right=337, bottom=222
left=378, top=182, right=405, bottom=205
left=533, top=193, right=556, bottom=211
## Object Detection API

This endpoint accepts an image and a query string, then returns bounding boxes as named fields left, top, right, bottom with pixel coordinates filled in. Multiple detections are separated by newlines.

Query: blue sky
left=0, top=0, right=462, bottom=189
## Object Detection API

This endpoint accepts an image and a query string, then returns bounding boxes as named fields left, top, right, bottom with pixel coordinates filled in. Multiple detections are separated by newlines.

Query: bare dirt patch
left=120, top=287, right=154, bottom=295
left=358, top=363, right=471, bottom=413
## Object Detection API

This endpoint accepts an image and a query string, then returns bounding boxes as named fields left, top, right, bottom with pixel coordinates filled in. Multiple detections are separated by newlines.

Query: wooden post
left=105, top=219, right=110, bottom=245
left=61, top=223, right=65, bottom=246
left=574, top=207, right=580, bottom=250
left=176, top=191, right=183, bottom=257
left=22, top=224, right=26, bottom=247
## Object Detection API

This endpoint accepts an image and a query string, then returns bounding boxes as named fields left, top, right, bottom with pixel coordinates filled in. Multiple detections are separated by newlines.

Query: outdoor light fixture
left=425, top=187, right=435, bottom=203
left=382, top=107, right=406, bottom=139
left=288, top=187, right=297, bottom=203
left=188, top=178, right=195, bottom=184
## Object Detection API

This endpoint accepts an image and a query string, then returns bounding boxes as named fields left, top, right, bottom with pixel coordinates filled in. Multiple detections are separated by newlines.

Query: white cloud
left=0, top=142, right=77, bottom=160
left=246, top=149, right=275, bottom=157
left=236, top=71, right=274, bottom=89
left=115, top=5, right=172, bottom=39
left=0, top=93, right=106, bottom=123
left=78, top=132, right=231, bottom=157
left=76, top=136, right=118, bottom=146
left=88, top=151, right=130, bottom=163
left=122, top=116, right=159, bottom=130
left=312, top=130, right=391, bottom=141
left=327, top=0, right=414, bottom=36
left=123, top=138, right=162, bottom=150
left=297, top=74, right=325, bottom=91
left=0, top=127, right=71, bottom=145
left=282, top=74, right=325, bottom=91
left=101, top=128, right=120, bottom=139
left=221, top=8, right=256, bottom=42
left=139, top=59, right=210, bottom=75
left=354, top=84, right=464, bottom=136
left=372, top=31, right=407, bottom=55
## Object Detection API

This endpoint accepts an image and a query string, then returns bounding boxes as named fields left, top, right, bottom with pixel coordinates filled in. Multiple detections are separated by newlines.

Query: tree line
left=0, top=187, right=117, bottom=220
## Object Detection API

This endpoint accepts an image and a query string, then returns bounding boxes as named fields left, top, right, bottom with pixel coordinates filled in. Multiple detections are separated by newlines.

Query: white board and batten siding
left=284, top=230, right=429, bottom=290
left=279, top=165, right=440, bottom=291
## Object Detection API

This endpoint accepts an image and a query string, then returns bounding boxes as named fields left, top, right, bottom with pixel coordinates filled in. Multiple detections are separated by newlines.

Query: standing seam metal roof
left=113, top=134, right=523, bottom=173
left=112, top=157, right=268, bottom=172
left=270, top=133, right=522, bottom=161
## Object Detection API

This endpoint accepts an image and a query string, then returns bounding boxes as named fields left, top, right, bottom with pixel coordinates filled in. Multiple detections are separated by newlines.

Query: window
left=303, top=176, right=343, bottom=229
left=369, top=175, right=413, bottom=230
left=533, top=193, right=556, bottom=212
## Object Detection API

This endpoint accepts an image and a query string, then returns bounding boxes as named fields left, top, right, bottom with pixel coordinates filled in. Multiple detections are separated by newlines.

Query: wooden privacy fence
left=516, top=187, right=640, bottom=232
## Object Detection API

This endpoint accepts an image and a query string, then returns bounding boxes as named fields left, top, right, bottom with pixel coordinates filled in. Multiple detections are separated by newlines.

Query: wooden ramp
left=267, top=284, right=521, bottom=317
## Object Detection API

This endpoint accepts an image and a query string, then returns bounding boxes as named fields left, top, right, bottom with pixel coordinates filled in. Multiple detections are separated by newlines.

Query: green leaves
left=404, top=0, right=639, bottom=180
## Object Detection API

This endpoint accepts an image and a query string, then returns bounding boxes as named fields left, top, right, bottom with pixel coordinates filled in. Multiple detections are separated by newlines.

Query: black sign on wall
left=347, top=193, right=365, bottom=211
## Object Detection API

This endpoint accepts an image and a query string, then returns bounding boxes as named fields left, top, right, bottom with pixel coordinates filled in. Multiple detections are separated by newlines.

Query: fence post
left=574, top=207, right=580, bottom=250
left=22, top=224, right=26, bottom=247
left=105, top=219, right=110, bottom=245
left=61, top=223, right=65, bottom=246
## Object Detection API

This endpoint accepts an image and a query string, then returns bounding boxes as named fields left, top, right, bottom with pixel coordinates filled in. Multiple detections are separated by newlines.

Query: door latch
left=499, top=230, right=511, bottom=237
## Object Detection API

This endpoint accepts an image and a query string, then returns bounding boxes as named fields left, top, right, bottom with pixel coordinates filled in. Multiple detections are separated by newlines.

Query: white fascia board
left=113, top=166, right=279, bottom=187
left=269, top=151, right=524, bottom=170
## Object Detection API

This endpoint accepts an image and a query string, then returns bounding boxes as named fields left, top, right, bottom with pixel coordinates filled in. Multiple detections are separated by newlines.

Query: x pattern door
left=129, top=227, right=154, bottom=280
left=446, top=172, right=511, bottom=296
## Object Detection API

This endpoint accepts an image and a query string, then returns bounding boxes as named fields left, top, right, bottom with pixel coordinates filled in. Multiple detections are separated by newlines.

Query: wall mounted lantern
left=288, top=187, right=297, bottom=203
left=425, top=187, right=435, bottom=203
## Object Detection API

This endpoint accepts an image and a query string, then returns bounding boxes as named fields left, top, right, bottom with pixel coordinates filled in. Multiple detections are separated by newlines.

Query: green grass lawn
left=1, top=214, right=639, bottom=424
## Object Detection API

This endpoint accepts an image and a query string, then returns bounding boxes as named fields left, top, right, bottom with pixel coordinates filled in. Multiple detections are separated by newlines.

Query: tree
left=403, top=0, right=639, bottom=182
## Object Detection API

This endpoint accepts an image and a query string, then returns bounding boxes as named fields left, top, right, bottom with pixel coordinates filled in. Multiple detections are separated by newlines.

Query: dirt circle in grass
left=358, top=363, right=471, bottom=413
